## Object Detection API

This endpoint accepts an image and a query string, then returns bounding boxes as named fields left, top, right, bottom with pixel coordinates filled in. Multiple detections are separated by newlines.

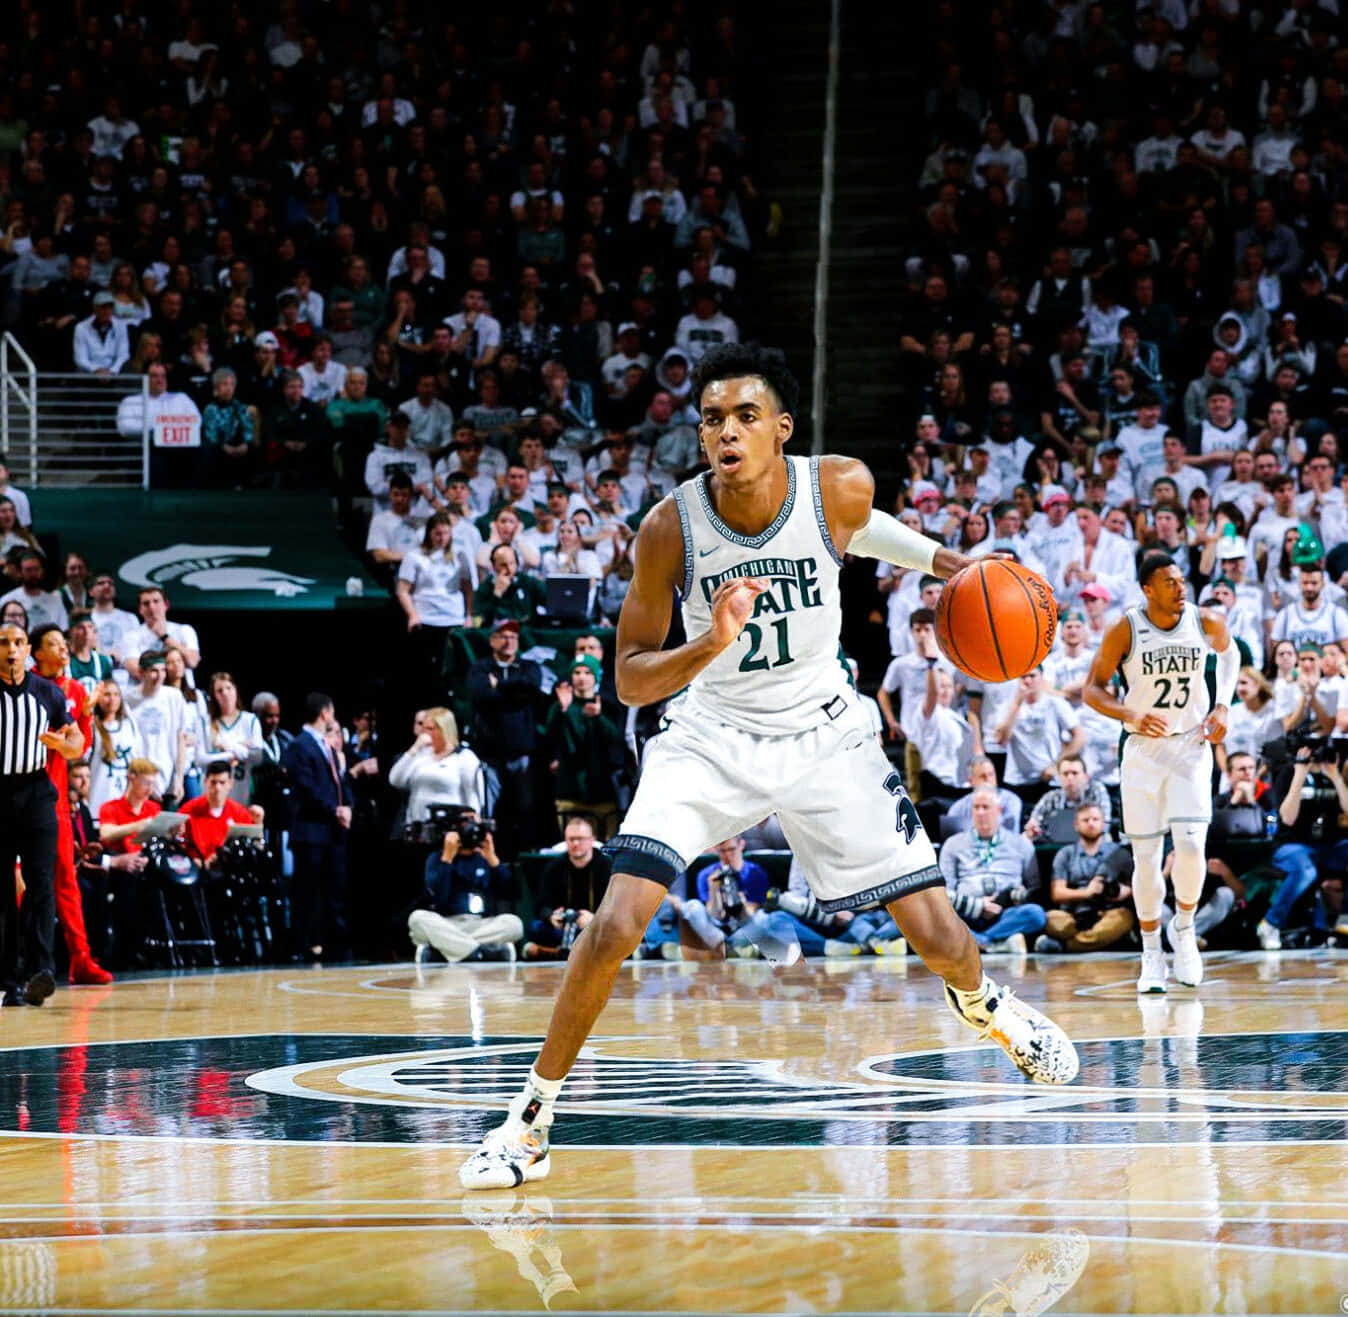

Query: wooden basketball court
left=0, top=951, right=1343, bottom=1314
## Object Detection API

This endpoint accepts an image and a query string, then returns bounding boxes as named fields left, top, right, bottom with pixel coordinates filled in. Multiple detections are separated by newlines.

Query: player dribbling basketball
left=460, top=345, right=1078, bottom=1190
left=1083, top=555, right=1239, bottom=994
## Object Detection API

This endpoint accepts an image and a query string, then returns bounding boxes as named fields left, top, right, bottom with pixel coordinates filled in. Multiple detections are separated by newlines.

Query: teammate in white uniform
left=1084, top=554, right=1238, bottom=994
left=461, top=345, right=1078, bottom=1189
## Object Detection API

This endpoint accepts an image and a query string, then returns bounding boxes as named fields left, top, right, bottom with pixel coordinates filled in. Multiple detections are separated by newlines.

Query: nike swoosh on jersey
left=698, top=547, right=717, bottom=557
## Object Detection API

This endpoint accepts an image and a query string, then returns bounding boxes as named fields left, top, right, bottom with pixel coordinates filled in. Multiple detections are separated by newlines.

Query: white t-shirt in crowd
left=387, top=744, right=483, bottom=822
left=123, top=620, right=201, bottom=673
left=366, top=511, right=427, bottom=559
left=880, top=653, right=957, bottom=739
left=0, top=587, right=67, bottom=631
left=1003, top=694, right=1079, bottom=785
left=398, top=549, right=477, bottom=627
left=91, top=605, right=140, bottom=662
left=913, top=703, right=974, bottom=789
left=127, top=685, right=187, bottom=794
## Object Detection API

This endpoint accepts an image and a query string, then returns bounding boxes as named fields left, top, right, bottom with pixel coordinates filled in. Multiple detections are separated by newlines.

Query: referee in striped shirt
left=0, top=623, right=84, bottom=1007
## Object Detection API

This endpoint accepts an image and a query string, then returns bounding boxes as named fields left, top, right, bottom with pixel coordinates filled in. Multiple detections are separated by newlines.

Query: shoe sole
left=1137, top=984, right=1167, bottom=994
left=460, top=1152, right=551, bottom=1190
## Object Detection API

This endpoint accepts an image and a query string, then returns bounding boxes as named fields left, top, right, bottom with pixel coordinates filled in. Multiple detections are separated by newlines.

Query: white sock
left=948, top=973, right=999, bottom=1026
left=517, top=1066, right=564, bottom=1127
left=1141, top=928, right=1162, bottom=954
left=1173, top=907, right=1194, bottom=934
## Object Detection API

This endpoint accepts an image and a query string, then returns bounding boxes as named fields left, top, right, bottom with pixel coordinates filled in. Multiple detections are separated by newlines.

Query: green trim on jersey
left=695, top=457, right=797, bottom=549
left=672, top=487, right=695, bottom=599
left=809, top=455, right=845, bottom=567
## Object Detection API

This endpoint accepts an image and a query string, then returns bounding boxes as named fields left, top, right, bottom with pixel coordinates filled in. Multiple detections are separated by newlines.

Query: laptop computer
left=545, top=573, right=591, bottom=622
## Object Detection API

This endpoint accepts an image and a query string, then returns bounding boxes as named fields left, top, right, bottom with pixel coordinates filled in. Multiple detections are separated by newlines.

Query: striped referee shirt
left=0, top=672, right=69, bottom=777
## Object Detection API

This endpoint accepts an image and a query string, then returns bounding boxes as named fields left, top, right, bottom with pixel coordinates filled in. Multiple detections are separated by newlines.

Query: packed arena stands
left=1, top=1, right=1344, bottom=972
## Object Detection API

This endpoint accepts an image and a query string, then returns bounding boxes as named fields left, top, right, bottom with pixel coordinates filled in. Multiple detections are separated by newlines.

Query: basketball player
left=1082, top=555, right=1237, bottom=994
left=460, top=345, right=1078, bottom=1190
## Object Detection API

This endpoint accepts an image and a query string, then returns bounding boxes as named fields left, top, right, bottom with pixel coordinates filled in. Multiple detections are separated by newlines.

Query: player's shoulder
left=815, top=454, right=874, bottom=520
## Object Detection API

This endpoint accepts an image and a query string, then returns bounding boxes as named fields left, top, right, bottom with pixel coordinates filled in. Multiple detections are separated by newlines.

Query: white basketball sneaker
left=947, top=985, right=1079, bottom=1085
left=1137, top=948, right=1168, bottom=994
left=1167, top=917, right=1203, bottom=987
left=460, top=1093, right=552, bottom=1189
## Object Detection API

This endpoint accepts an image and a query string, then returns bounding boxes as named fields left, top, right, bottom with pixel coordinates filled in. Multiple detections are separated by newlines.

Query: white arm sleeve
left=846, top=508, right=938, bottom=574
left=1213, top=632, right=1239, bottom=708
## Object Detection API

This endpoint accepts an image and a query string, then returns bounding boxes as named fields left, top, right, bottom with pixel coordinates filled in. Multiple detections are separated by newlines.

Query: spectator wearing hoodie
left=1213, top=312, right=1263, bottom=390
left=654, top=347, right=696, bottom=410
left=1182, top=348, right=1248, bottom=428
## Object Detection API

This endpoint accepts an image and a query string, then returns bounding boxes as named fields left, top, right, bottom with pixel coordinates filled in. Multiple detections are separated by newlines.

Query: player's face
left=698, top=376, right=792, bottom=487
left=1143, top=563, right=1186, bottom=615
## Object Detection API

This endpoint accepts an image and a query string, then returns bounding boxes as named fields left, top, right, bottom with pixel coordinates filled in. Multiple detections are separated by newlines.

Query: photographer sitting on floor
left=940, top=787, right=1046, bottom=953
left=1035, top=803, right=1135, bottom=954
left=1257, top=740, right=1348, bottom=949
left=408, top=812, right=522, bottom=963
left=524, top=815, right=612, bottom=960
left=679, top=836, right=771, bottom=961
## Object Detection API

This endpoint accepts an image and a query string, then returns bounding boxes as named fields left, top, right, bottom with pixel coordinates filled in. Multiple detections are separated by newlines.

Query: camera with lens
left=710, top=867, right=747, bottom=930
left=403, top=804, right=494, bottom=848
left=560, top=908, right=580, bottom=952
left=1289, top=729, right=1333, bottom=762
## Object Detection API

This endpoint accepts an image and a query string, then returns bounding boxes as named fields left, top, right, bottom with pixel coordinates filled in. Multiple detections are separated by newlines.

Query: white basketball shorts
left=608, top=697, right=941, bottom=912
left=1119, top=730, right=1214, bottom=839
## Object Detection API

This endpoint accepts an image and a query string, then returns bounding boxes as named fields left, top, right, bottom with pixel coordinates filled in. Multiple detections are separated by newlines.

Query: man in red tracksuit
left=30, top=624, right=113, bottom=985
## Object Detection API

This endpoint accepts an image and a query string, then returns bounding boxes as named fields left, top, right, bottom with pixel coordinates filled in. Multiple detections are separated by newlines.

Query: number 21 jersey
left=1119, top=601, right=1210, bottom=736
left=671, top=454, right=848, bottom=734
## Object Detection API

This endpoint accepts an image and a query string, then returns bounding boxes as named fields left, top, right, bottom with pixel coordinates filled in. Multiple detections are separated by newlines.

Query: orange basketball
left=934, top=559, right=1058, bottom=683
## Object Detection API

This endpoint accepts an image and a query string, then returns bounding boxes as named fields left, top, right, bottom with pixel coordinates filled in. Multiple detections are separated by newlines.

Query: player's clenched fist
left=708, top=577, right=765, bottom=648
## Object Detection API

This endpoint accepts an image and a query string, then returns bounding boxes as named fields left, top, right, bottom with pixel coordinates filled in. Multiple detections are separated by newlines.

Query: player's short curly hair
left=1138, top=551, right=1177, bottom=587
left=690, top=343, right=800, bottom=417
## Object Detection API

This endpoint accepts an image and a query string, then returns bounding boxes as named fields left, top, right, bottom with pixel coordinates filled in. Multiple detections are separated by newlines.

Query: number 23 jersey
left=1119, top=601, right=1211, bottom=736
left=671, top=454, right=848, bottom=735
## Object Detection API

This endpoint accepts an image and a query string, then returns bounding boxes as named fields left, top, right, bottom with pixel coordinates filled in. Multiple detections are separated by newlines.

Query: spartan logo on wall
left=120, top=544, right=316, bottom=597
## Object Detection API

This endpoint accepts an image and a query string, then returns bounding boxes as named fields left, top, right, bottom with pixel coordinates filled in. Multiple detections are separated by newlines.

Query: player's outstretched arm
left=818, top=455, right=973, bottom=579
left=1083, top=617, right=1166, bottom=736
left=614, top=497, right=763, bottom=707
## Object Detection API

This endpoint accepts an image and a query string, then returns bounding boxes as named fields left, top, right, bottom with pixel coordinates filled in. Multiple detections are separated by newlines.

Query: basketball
left=934, top=559, right=1058, bottom=683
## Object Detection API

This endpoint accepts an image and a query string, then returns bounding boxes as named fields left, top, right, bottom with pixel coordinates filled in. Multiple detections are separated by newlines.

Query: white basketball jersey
left=671, top=454, right=848, bottom=734
left=1119, top=602, right=1210, bottom=735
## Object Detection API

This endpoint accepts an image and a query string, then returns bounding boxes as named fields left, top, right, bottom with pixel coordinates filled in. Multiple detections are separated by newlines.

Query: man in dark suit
left=282, top=692, right=351, bottom=960
left=466, top=620, right=546, bottom=855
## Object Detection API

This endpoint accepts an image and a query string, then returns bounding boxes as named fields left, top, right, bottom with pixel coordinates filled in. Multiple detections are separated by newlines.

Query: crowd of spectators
left=866, top=0, right=1348, bottom=956
left=4, top=1, right=1348, bottom=970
